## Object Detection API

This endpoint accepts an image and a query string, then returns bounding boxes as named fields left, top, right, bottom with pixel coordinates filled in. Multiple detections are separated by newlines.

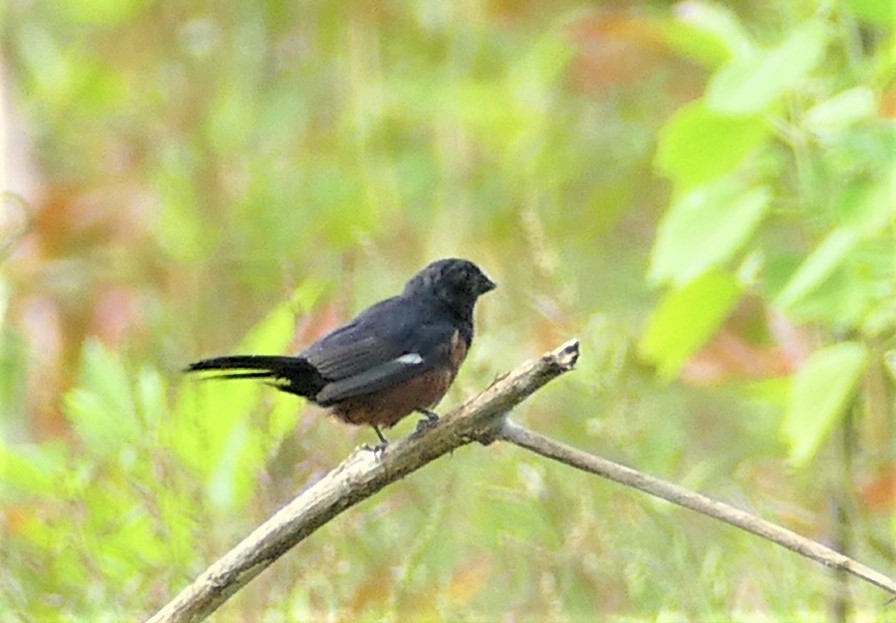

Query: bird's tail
left=184, top=355, right=326, bottom=398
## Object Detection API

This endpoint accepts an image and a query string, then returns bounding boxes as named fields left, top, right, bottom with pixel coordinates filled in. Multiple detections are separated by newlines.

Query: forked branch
left=147, top=338, right=894, bottom=623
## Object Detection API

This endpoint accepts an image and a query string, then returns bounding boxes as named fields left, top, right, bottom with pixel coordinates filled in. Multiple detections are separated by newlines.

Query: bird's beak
left=481, top=274, right=497, bottom=294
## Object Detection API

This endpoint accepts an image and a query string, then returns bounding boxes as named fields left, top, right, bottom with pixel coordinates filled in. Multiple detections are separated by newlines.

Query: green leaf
left=782, top=342, right=868, bottom=465
left=156, top=486, right=200, bottom=568
left=172, top=369, right=258, bottom=479
left=783, top=260, right=871, bottom=329
left=207, top=418, right=264, bottom=511
left=136, top=366, right=167, bottom=431
left=707, top=21, right=828, bottom=115
left=64, top=340, right=140, bottom=451
left=845, top=165, right=896, bottom=235
left=778, top=168, right=895, bottom=315
left=174, top=295, right=301, bottom=504
left=98, top=511, right=164, bottom=576
left=0, top=442, right=68, bottom=497
left=237, top=298, right=300, bottom=355
left=804, top=87, right=876, bottom=137
left=649, top=181, right=771, bottom=286
left=655, top=99, right=770, bottom=189
left=268, top=393, right=302, bottom=440
left=639, top=271, right=742, bottom=380
left=659, top=2, right=756, bottom=67
left=775, top=228, right=858, bottom=309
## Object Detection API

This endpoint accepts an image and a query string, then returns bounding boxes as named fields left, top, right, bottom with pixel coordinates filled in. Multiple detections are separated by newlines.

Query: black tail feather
left=184, top=355, right=305, bottom=373
left=184, top=355, right=326, bottom=399
left=193, top=370, right=277, bottom=381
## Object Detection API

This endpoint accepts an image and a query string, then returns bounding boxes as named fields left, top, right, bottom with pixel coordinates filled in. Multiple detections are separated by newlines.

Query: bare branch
left=498, top=421, right=896, bottom=597
left=146, top=340, right=581, bottom=623
left=147, top=336, right=895, bottom=623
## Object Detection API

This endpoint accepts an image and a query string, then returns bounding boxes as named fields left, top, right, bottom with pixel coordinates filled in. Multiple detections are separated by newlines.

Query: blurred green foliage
left=1, top=0, right=894, bottom=620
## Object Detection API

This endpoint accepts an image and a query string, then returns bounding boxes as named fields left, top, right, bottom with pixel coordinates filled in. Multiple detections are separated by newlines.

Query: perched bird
left=185, top=258, right=496, bottom=447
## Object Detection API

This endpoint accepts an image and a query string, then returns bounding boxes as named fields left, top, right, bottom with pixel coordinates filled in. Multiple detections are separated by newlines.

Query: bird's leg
left=415, top=407, right=440, bottom=432
left=362, top=425, right=389, bottom=459
left=373, top=424, right=389, bottom=444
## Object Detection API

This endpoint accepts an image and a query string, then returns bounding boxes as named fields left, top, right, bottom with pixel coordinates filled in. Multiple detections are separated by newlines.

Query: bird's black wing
left=301, top=297, right=457, bottom=406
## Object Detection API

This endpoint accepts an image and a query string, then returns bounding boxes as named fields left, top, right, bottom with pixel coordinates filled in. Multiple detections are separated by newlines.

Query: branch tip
left=550, top=338, right=580, bottom=369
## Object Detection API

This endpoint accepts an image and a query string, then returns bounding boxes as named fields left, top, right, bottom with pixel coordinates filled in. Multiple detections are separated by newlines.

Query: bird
left=184, top=258, right=496, bottom=449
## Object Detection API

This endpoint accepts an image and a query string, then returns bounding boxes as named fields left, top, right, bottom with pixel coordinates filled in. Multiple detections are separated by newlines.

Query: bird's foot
left=415, top=408, right=440, bottom=433
left=362, top=426, right=389, bottom=460
left=362, top=441, right=389, bottom=460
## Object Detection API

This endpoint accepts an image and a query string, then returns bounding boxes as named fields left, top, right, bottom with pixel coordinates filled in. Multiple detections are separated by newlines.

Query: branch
left=146, top=339, right=581, bottom=623
left=147, top=336, right=895, bottom=623
left=498, top=421, right=896, bottom=597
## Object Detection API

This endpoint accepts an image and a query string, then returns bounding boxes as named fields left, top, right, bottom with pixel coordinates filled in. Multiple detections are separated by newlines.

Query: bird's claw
left=415, top=419, right=436, bottom=433
left=415, top=408, right=440, bottom=433
left=361, top=425, right=390, bottom=459
left=362, top=441, right=389, bottom=460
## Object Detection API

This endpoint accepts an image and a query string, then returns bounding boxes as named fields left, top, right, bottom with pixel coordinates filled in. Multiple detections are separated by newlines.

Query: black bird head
left=404, top=258, right=496, bottom=318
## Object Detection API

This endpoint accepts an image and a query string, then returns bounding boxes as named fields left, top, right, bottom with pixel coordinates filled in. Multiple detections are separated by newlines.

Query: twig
left=145, top=340, right=581, bottom=623
left=498, top=421, right=896, bottom=597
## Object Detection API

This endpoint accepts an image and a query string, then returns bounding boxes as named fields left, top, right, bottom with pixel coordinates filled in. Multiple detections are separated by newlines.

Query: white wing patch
left=396, top=353, right=424, bottom=365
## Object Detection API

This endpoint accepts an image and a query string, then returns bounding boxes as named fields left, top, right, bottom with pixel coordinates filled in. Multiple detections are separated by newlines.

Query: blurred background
left=1, top=0, right=894, bottom=620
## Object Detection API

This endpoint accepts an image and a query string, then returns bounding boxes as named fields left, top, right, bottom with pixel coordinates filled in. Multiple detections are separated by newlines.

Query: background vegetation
left=1, top=0, right=894, bottom=620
